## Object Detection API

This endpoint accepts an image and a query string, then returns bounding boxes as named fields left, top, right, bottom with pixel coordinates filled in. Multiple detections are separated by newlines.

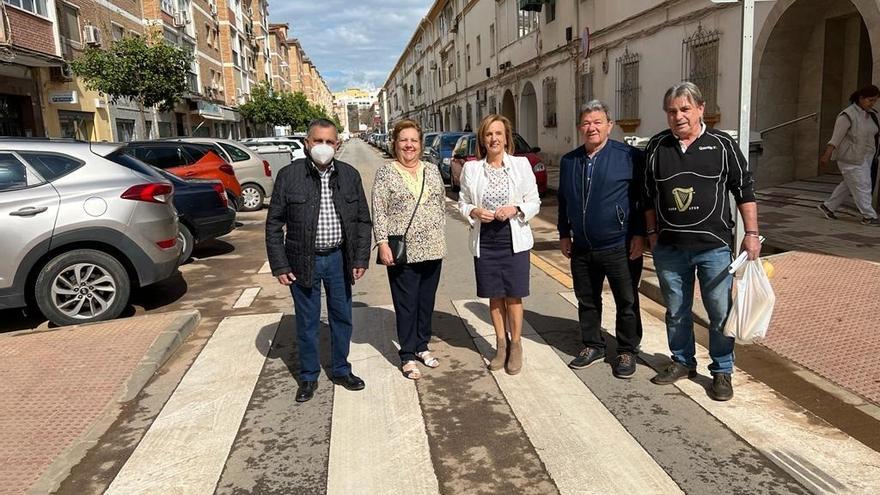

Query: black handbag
left=378, top=170, right=426, bottom=265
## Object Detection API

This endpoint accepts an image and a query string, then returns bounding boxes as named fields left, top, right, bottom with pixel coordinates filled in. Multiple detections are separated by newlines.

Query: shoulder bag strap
left=402, top=166, right=427, bottom=237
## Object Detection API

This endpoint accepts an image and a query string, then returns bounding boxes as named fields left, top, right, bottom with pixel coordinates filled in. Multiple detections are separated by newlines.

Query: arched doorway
left=501, top=89, right=516, bottom=130
left=520, top=82, right=538, bottom=146
left=754, top=0, right=877, bottom=187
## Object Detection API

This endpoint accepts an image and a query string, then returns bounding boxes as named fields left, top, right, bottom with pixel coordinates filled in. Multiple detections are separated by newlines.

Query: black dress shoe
left=296, top=381, right=318, bottom=402
left=709, top=373, right=734, bottom=401
left=650, top=362, right=697, bottom=385
left=331, top=373, right=365, bottom=391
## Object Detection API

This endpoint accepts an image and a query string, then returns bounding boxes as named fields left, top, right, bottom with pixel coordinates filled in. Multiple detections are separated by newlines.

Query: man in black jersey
left=643, top=82, right=760, bottom=401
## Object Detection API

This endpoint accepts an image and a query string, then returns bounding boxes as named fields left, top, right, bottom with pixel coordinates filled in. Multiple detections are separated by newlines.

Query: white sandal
left=402, top=360, right=422, bottom=380
left=417, top=350, right=440, bottom=368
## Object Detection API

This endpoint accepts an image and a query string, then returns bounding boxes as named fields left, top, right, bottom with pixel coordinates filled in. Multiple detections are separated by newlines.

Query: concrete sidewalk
left=0, top=310, right=199, bottom=495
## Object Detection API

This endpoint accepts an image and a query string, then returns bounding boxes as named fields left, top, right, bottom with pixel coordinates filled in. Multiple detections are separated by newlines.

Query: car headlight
left=532, top=161, right=546, bottom=172
left=442, top=157, right=451, bottom=166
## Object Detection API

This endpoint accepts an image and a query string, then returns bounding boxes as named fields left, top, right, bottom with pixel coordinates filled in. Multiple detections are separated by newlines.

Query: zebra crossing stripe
left=326, top=306, right=440, bottom=495
left=232, top=287, right=261, bottom=309
left=559, top=291, right=880, bottom=494
left=105, top=313, right=282, bottom=495
left=452, top=299, right=683, bottom=494
left=258, top=261, right=271, bottom=274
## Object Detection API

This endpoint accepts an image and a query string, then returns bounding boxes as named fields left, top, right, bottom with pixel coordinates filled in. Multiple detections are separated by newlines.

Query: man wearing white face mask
left=266, top=118, right=373, bottom=403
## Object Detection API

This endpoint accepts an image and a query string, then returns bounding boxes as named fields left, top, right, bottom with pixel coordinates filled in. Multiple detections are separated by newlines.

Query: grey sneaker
left=860, top=217, right=880, bottom=226
left=817, top=204, right=837, bottom=220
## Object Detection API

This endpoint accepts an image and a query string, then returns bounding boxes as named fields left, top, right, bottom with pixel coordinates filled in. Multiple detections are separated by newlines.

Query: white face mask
left=309, top=143, right=335, bottom=166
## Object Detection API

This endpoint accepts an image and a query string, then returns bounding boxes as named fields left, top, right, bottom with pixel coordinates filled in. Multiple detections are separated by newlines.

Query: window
left=682, top=27, right=721, bottom=117
left=111, top=23, right=125, bottom=42
left=580, top=70, right=594, bottom=105
left=219, top=143, right=250, bottom=162
left=489, top=24, right=495, bottom=56
left=205, top=23, right=212, bottom=47
left=126, top=146, right=188, bottom=168
left=543, top=77, right=557, bottom=127
left=0, top=153, right=31, bottom=191
left=158, top=122, right=173, bottom=138
left=19, top=152, right=84, bottom=181
left=416, top=68, right=423, bottom=95
left=58, top=2, right=80, bottom=59
left=57, top=110, right=93, bottom=140
left=160, top=0, right=174, bottom=14
left=616, top=50, right=640, bottom=121
left=456, top=50, right=461, bottom=78
left=144, top=120, right=153, bottom=140
left=545, top=0, right=556, bottom=23
left=513, top=134, right=532, bottom=154
left=4, top=0, right=48, bottom=17
left=517, top=10, right=538, bottom=38
left=466, top=44, right=471, bottom=71
left=116, top=119, right=135, bottom=142
left=476, top=35, right=481, bottom=66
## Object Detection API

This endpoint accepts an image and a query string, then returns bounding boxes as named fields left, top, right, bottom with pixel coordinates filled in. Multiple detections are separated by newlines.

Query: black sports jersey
left=643, top=127, right=756, bottom=250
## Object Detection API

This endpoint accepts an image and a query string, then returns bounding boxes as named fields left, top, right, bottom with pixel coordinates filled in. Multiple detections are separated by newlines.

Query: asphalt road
left=19, top=139, right=878, bottom=494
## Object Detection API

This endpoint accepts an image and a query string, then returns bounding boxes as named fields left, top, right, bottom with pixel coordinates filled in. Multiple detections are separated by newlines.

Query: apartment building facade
left=1, top=0, right=333, bottom=141
left=383, top=0, right=880, bottom=189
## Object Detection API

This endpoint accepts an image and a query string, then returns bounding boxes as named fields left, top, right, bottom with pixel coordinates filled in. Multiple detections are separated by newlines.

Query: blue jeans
left=290, top=249, right=352, bottom=381
left=652, top=244, right=734, bottom=375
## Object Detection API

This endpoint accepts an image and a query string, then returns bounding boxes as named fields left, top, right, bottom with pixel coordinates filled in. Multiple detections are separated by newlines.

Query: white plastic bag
left=723, top=259, right=776, bottom=344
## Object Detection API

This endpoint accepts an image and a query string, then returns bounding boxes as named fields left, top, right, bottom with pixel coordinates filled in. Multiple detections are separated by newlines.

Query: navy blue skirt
left=474, top=220, right=530, bottom=298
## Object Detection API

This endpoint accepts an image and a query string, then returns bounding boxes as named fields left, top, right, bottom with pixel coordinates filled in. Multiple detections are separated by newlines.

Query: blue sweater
left=557, top=140, right=646, bottom=251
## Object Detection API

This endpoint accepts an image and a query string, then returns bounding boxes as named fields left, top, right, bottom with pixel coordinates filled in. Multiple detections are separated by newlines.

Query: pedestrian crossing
left=106, top=297, right=880, bottom=494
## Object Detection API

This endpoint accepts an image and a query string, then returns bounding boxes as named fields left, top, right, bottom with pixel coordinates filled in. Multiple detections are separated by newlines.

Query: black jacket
left=265, top=157, right=372, bottom=287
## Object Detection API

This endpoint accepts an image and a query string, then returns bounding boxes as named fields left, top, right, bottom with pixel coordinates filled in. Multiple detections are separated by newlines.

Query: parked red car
left=450, top=133, right=548, bottom=195
left=119, top=142, right=243, bottom=210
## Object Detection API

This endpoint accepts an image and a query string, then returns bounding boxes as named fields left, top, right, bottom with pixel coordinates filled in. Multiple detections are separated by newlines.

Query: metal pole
left=734, top=0, right=755, bottom=254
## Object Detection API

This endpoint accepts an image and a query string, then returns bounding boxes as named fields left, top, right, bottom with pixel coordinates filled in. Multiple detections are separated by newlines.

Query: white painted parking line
left=559, top=291, right=880, bottom=494
left=232, top=287, right=261, bottom=309
left=326, top=306, right=440, bottom=495
left=258, top=261, right=271, bottom=274
left=452, top=299, right=683, bottom=495
left=105, top=313, right=282, bottom=495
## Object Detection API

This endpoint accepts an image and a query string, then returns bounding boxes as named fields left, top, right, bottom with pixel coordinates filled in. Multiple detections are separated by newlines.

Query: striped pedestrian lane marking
left=232, top=287, right=261, bottom=309
left=258, top=261, right=271, bottom=274
left=559, top=290, right=880, bottom=494
left=105, top=313, right=282, bottom=495
left=452, top=299, right=684, bottom=494
left=327, top=306, right=440, bottom=494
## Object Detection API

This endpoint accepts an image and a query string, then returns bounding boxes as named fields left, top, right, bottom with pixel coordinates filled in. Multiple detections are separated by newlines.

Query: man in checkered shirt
left=266, top=119, right=372, bottom=403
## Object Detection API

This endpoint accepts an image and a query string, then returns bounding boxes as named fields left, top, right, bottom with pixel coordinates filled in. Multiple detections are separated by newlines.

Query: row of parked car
left=0, top=134, right=304, bottom=327
left=365, top=129, right=548, bottom=196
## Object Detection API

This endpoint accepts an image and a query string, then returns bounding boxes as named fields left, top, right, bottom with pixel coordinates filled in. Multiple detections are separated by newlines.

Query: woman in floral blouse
left=372, top=119, right=447, bottom=380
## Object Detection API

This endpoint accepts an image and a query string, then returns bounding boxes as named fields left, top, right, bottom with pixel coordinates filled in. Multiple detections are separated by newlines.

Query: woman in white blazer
left=458, top=114, right=540, bottom=375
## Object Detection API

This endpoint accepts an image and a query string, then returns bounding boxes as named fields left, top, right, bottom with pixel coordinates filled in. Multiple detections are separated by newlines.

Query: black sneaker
left=650, top=362, right=697, bottom=385
left=817, top=204, right=837, bottom=220
left=613, top=353, right=637, bottom=379
left=709, top=373, right=734, bottom=401
left=569, top=347, right=605, bottom=369
left=861, top=217, right=880, bottom=226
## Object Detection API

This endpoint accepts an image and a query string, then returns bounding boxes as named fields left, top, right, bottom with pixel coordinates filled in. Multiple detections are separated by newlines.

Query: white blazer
left=458, top=153, right=541, bottom=257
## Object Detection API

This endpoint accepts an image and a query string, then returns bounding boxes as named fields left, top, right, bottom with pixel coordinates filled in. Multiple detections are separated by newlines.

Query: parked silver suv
left=0, top=139, right=181, bottom=326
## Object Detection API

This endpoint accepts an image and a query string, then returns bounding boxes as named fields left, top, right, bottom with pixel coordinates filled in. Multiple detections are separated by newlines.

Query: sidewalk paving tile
left=0, top=312, right=189, bottom=495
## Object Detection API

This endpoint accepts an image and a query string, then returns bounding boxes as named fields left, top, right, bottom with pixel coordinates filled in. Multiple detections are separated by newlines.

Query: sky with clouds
left=271, top=0, right=434, bottom=93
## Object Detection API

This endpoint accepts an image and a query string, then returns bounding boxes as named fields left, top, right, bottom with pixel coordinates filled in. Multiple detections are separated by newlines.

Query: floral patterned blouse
left=371, top=161, right=447, bottom=263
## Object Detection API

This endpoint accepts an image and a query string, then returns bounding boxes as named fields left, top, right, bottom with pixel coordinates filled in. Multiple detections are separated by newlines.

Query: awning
left=196, top=100, right=223, bottom=120
left=0, top=45, right=64, bottom=68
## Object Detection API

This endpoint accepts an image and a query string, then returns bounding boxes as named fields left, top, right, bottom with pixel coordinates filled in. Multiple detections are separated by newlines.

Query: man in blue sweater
left=558, top=100, right=646, bottom=379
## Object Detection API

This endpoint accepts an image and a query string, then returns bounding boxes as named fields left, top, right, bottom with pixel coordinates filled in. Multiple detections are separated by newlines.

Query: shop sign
left=49, top=91, right=78, bottom=104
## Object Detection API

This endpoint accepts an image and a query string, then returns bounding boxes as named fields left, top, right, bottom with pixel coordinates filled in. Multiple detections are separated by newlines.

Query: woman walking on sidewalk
left=373, top=119, right=447, bottom=380
left=818, top=85, right=880, bottom=226
left=458, top=115, right=540, bottom=375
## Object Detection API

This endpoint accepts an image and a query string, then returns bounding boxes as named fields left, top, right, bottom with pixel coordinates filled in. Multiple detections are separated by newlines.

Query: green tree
left=70, top=34, right=192, bottom=137
left=240, top=83, right=340, bottom=133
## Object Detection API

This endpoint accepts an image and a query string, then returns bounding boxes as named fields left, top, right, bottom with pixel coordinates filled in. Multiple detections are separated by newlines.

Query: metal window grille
left=518, top=10, right=538, bottom=38
left=616, top=50, right=640, bottom=120
left=682, top=27, right=721, bottom=115
left=543, top=77, right=557, bottom=127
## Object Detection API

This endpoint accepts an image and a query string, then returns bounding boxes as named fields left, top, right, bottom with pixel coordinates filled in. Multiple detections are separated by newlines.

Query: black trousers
left=387, top=259, right=442, bottom=363
left=571, top=244, right=643, bottom=354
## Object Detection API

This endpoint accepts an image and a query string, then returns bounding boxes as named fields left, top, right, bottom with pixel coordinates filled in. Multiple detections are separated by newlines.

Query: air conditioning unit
left=83, top=25, right=101, bottom=46
left=50, top=64, right=74, bottom=82
left=209, top=2, right=218, bottom=16
left=172, top=11, right=185, bottom=27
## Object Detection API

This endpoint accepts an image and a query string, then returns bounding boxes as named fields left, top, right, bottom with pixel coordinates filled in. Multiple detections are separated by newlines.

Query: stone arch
left=501, top=89, right=516, bottom=130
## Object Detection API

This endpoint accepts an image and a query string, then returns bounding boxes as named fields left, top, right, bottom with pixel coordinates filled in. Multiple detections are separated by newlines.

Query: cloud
left=270, top=0, right=433, bottom=92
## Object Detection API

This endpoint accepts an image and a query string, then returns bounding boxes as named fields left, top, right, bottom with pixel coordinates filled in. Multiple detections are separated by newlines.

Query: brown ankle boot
left=506, top=339, right=523, bottom=375
left=488, top=337, right=507, bottom=371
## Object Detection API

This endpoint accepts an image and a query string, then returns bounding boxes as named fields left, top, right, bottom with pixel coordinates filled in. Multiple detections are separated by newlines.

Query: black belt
left=314, top=246, right=341, bottom=256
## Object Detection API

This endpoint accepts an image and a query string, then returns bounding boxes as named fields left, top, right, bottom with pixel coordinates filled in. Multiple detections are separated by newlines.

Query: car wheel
left=240, top=184, right=265, bottom=212
left=177, top=224, right=195, bottom=265
left=34, top=249, right=130, bottom=326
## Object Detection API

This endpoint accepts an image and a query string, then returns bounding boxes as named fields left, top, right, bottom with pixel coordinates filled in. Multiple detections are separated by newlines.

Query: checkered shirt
left=315, top=162, right=343, bottom=250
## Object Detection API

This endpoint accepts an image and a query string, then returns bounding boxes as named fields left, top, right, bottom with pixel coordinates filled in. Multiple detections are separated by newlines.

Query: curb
left=29, top=310, right=201, bottom=495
